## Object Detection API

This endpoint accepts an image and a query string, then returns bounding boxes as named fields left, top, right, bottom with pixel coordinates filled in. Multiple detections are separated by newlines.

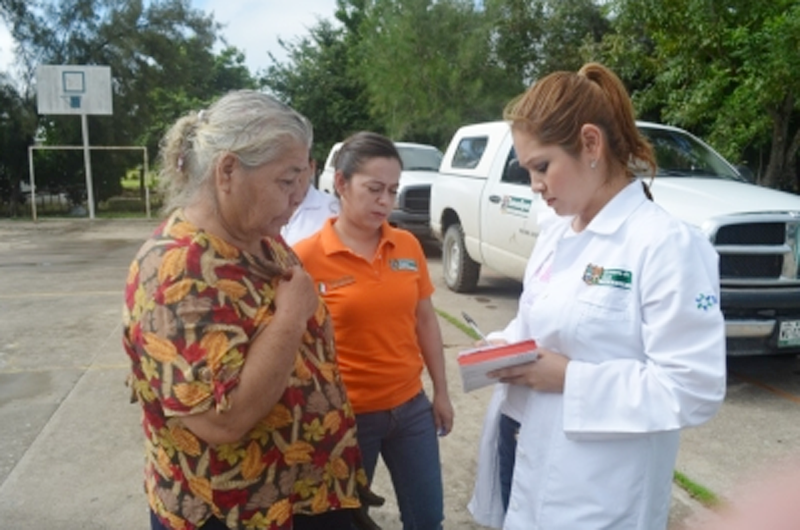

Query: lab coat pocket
left=577, top=286, right=632, bottom=317
left=575, top=287, right=634, bottom=353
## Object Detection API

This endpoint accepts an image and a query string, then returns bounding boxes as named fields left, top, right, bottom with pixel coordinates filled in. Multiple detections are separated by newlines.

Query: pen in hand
left=462, top=311, right=488, bottom=343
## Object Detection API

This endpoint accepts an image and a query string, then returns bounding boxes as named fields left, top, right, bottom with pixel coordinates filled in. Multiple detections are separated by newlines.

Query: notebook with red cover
left=457, top=339, right=539, bottom=392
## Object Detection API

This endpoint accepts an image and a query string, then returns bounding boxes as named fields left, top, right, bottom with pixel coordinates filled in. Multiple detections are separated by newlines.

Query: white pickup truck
left=430, top=120, right=800, bottom=356
left=318, top=141, right=443, bottom=237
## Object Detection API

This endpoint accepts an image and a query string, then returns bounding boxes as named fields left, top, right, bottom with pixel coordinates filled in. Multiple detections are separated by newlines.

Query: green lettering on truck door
left=500, top=196, right=532, bottom=217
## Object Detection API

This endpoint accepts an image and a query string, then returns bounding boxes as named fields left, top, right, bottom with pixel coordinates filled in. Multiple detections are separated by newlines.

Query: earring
left=590, top=159, right=597, bottom=170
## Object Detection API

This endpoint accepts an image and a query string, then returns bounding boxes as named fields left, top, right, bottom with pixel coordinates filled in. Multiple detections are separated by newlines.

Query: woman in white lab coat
left=468, top=63, right=727, bottom=530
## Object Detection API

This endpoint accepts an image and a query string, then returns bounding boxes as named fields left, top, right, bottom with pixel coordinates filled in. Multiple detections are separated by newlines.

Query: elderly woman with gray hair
left=122, top=90, right=380, bottom=530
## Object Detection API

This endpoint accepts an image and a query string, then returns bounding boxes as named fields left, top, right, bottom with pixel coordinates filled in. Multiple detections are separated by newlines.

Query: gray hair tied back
left=157, top=90, right=313, bottom=215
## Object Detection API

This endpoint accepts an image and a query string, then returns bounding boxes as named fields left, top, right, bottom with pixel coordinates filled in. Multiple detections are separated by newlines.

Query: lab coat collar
left=582, top=180, right=648, bottom=236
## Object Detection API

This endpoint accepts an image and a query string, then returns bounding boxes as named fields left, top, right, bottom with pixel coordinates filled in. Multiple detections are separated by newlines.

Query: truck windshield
left=637, top=126, right=744, bottom=181
left=397, top=146, right=444, bottom=171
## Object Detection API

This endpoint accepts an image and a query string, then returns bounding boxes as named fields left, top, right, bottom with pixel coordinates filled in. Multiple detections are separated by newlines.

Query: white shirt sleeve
left=282, top=188, right=339, bottom=246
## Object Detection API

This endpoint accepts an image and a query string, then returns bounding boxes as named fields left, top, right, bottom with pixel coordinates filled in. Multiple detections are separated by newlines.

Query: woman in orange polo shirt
left=294, top=131, right=455, bottom=530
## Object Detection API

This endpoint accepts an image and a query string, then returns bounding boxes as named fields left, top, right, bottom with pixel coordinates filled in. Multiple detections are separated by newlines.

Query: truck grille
left=719, top=254, right=783, bottom=279
left=715, top=222, right=786, bottom=245
left=402, top=186, right=431, bottom=214
left=707, top=214, right=800, bottom=284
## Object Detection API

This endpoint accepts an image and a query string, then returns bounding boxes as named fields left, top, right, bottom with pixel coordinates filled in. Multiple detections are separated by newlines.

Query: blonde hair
left=158, top=90, right=312, bottom=213
left=504, top=63, right=655, bottom=180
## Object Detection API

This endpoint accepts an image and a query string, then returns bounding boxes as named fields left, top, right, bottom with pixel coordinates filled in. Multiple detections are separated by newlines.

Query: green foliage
left=435, top=307, right=481, bottom=342
left=353, top=0, right=521, bottom=148
left=260, top=0, right=616, bottom=154
left=0, top=74, right=37, bottom=216
left=483, top=0, right=544, bottom=84
left=673, top=470, right=720, bottom=508
left=486, top=0, right=610, bottom=84
left=7, top=0, right=794, bottom=206
left=261, top=17, right=374, bottom=164
left=1, top=0, right=256, bottom=212
left=600, top=0, right=800, bottom=190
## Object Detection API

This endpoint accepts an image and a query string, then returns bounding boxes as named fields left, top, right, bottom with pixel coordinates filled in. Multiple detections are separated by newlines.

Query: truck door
left=480, top=144, right=543, bottom=280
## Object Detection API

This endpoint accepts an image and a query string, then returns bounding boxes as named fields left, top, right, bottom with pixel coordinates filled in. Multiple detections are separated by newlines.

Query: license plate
left=777, top=319, right=800, bottom=348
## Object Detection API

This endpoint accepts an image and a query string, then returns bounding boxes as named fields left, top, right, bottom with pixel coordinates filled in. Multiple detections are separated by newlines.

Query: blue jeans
left=355, top=391, right=444, bottom=530
left=498, top=413, right=520, bottom=513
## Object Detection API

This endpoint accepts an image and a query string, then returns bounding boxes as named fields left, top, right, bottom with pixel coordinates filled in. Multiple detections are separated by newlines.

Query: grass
left=121, top=179, right=153, bottom=192
left=436, top=305, right=722, bottom=510
left=435, top=307, right=481, bottom=341
left=674, top=470, right=720, bottom=508
left=121, top=170, right=157, bottom=192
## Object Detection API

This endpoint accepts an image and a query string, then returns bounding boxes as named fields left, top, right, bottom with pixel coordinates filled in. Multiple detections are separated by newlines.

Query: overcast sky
left=0, top=20, right=12, bottom=72
left=0, top=0, right=339, bottom=76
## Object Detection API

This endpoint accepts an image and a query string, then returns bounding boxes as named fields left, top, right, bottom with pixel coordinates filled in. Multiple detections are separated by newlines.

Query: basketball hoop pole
left=81, top=113, right=96, bottom=219
left=36, top=65, right=111, bottom=220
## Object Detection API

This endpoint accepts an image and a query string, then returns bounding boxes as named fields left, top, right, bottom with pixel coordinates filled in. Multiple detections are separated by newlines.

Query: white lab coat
left=281, top=186, right=340, bottom=246
left=469, top=181, right=726, bottom=530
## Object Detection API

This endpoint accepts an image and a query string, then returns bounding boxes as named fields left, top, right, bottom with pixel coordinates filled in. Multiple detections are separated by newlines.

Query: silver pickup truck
left=429, top=121, right=800, bottom=356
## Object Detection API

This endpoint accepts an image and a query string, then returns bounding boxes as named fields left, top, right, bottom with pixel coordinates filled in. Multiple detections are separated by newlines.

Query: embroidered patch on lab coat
left=695, top=293, right=718, bottom=310
left=582, top=263, right=632, bottom=290
left=390, top=259, right=419, bottom=272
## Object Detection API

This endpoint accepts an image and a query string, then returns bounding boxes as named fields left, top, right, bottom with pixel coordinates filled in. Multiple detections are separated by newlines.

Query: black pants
left=150, top=509, right=355, bottom=530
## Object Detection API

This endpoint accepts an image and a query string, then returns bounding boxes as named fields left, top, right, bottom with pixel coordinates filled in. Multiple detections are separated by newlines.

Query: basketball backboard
left=36, top=65, right=113, bottom=115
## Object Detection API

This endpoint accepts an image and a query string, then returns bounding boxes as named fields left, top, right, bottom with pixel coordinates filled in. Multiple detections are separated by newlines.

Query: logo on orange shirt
left=390, top=259, right=418, bottom=272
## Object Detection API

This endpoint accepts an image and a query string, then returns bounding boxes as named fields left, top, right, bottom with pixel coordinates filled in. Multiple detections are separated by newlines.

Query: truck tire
left=442, top=224, right=481, bottom=293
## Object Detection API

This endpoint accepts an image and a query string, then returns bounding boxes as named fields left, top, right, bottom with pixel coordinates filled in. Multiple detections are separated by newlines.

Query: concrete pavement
left=3, top=218, right=796, bottom=529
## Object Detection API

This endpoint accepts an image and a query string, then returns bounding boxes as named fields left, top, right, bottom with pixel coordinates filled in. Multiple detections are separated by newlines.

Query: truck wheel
left=442, top=224, right=480, bottom=293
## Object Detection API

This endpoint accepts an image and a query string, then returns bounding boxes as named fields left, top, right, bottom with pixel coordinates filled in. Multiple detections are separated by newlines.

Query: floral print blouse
left=122, top=211, right=364, bottom=530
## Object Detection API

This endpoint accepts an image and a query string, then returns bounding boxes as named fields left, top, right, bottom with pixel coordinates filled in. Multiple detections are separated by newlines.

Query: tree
left=263, top=0, right=612, bottom=155
left=261, top=16, right=374, bottom=165
left=485, top=0, right=610, bottom=85
left=2, top=0, right=256, bottom=210
left=602, top=0, right=800, bottom=190
left=483, top=0, right=544, bottom=84
left=536, top=0, right=610, bottom=76
left=0, top=73, right=37, bottom=216
left=353, top=0, right=520, bottom=148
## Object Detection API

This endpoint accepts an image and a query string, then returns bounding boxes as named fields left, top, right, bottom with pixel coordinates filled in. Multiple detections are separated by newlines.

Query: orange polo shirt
left=293, top=218, right=434, bottom=414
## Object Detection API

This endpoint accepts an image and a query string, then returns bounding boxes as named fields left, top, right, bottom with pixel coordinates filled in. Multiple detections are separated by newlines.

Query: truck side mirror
left=736, top=165, right=756, bottom=183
